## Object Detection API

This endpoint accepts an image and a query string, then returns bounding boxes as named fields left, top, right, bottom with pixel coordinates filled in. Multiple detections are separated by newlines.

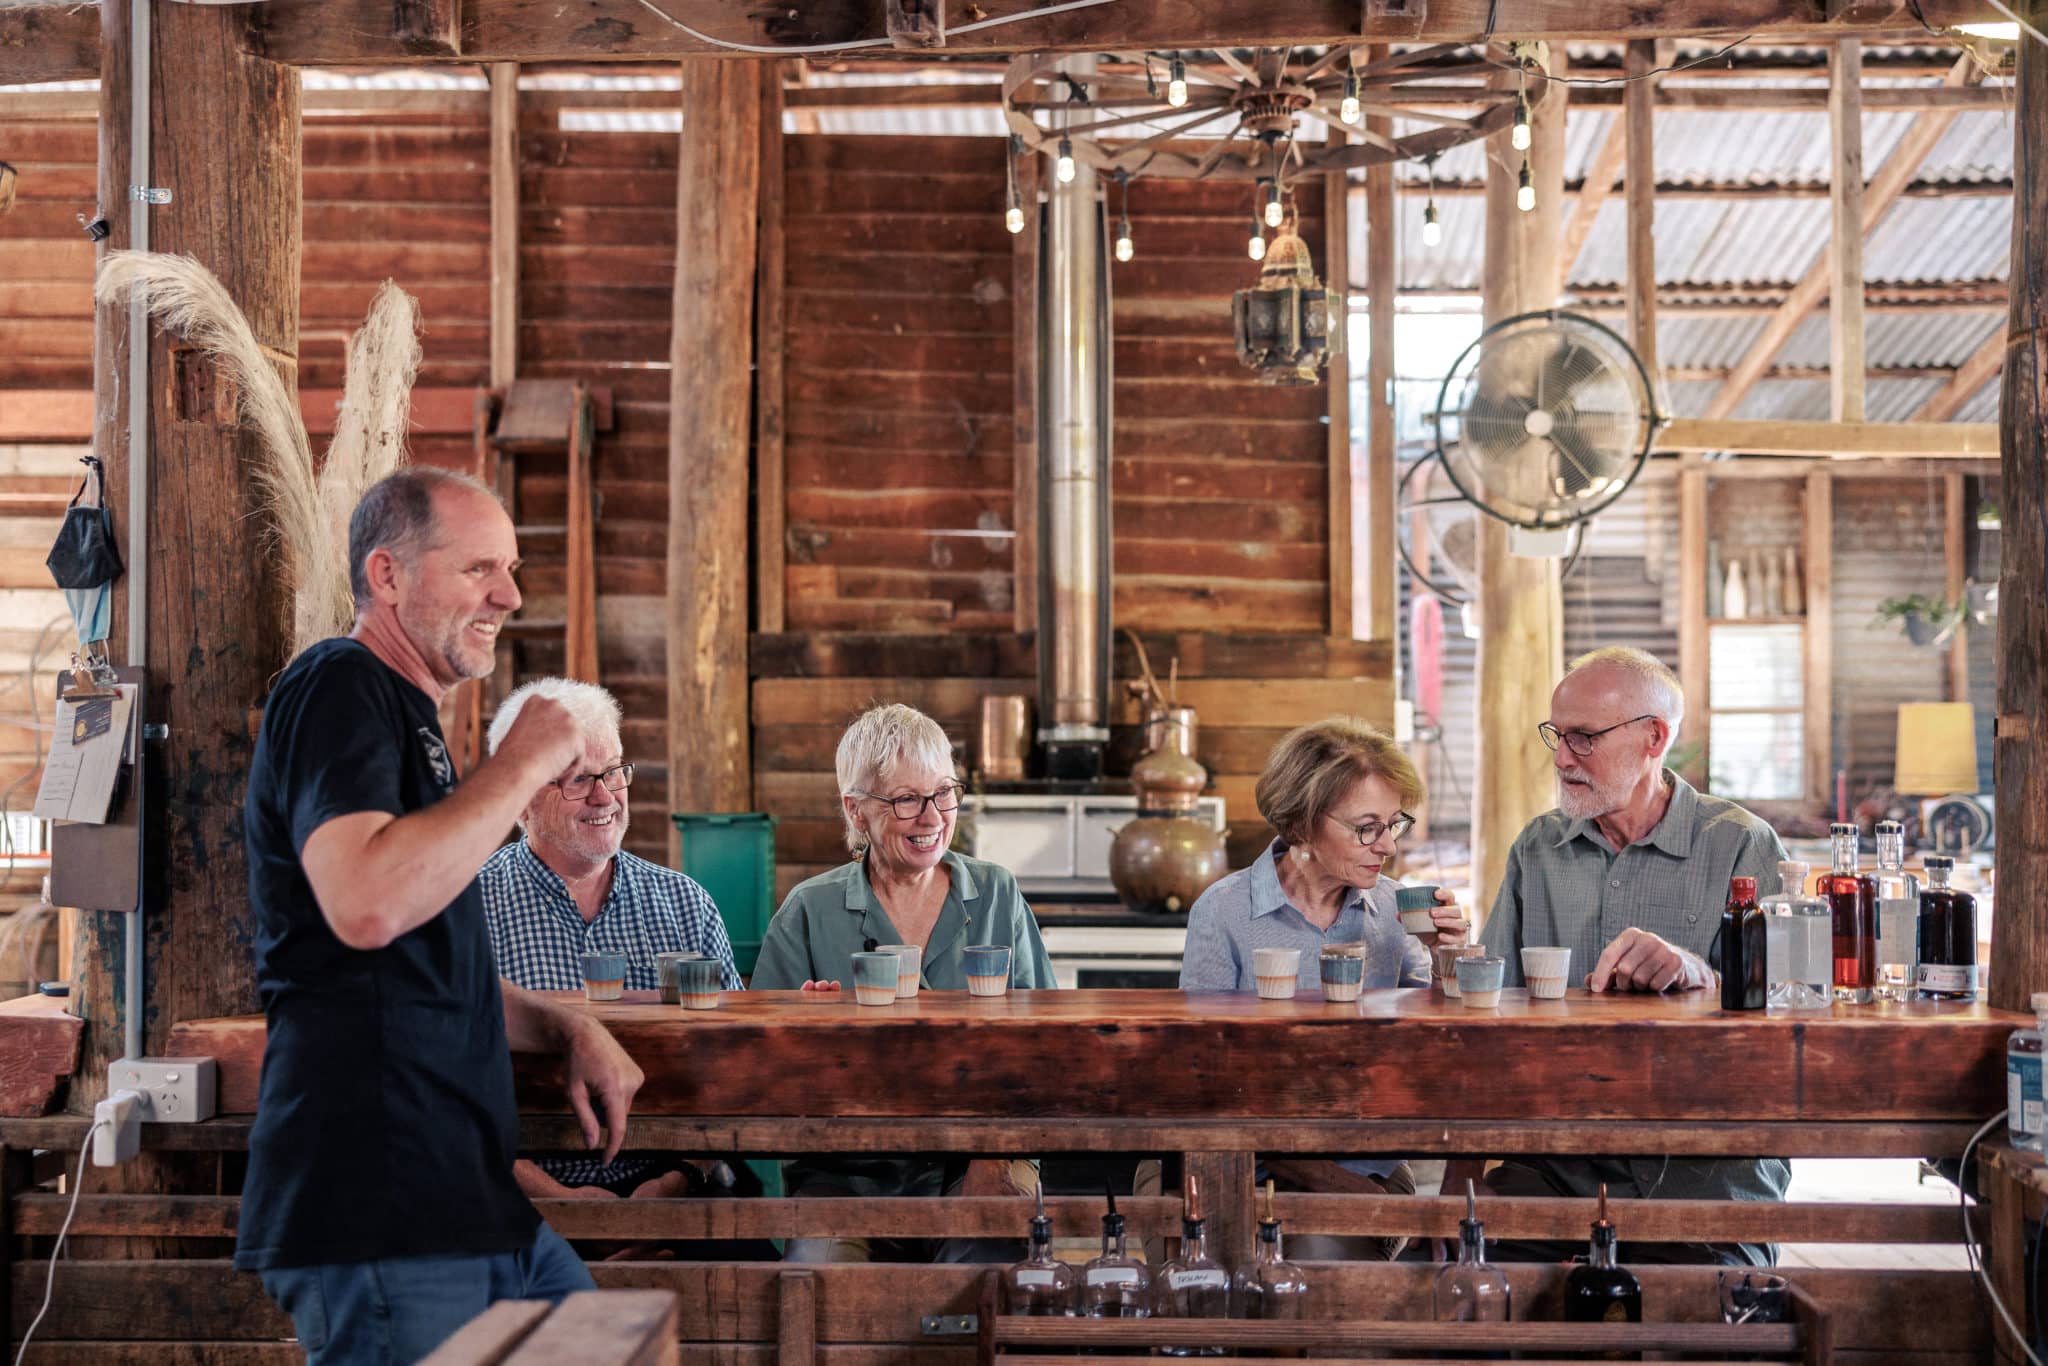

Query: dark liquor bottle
left=1002, top=1186, right=1077, bottom=1316
left=1154, top=1173, right=1229, bottom=1355
left=1916, top=855, right=1980, bottom=1002
left=1718, top=876, right=1766, bottom=1011
left=1563, top=1184, right=1643, bottom=1343
left=1821, top=822, right=1877, bottom=1004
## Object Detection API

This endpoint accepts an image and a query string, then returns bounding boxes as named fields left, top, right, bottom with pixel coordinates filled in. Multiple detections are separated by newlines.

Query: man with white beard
left=1468, top=645, right=1789, bottom=1266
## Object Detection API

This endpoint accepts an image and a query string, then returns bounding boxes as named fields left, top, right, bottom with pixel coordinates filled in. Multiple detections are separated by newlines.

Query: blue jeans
left=257, top=1223, right=594, bottom=1365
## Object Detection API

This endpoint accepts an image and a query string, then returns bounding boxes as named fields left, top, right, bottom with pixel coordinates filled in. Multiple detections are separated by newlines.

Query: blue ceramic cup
left=656, top=951, right=706, bottom=1004
left=1455, top=954, right=1507, bottom=1007
left=1394, top=884, right=1442, bottom=935
left=677, top=956, right=723, bottom=1010
left=852, top=951, right=901, bottom=1006
left=964, top=944, right=1013, bottom=996
left=1319, top=949, right=1366, bottom=1002
left=580, top=952, right=627, bottom=1002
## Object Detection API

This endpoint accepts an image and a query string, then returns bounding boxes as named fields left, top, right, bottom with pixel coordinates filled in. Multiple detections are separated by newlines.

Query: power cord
left=1961, top=1110, right=2047, bottom=1366
left=12, top=1119, right=105, bottom=1366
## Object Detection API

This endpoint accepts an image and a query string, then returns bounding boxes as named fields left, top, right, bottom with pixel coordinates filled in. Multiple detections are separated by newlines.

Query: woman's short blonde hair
left=1254, top=716, right=1425, bottom=847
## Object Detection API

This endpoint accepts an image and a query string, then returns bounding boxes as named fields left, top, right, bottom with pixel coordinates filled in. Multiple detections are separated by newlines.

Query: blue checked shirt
left=480, top=838, right=742, bottom=1189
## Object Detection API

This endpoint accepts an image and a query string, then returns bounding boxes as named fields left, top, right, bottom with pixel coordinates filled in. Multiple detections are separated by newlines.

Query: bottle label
left=2010, top=1055, right=2043, bottom=1136
left=1918, top=964, right=1978, bottom=993
left=1167, top=1269, right=1229, bottom=1290
left=1013, top=1269, right=1058, bottom=1288
left=1086, top=1267, right=1140, bottom=1287
left=1605, top=1302, right=1632, bottom=1323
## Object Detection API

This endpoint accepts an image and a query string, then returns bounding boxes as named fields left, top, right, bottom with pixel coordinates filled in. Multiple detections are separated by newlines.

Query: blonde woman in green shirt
left=751, top=703, right=1056, bottom=1262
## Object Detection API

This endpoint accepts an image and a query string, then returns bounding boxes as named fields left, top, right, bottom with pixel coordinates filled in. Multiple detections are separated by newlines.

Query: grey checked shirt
left=1477, top=771, right=1792, bottom=1261
left=1180, top=838, right=1432, bottom=994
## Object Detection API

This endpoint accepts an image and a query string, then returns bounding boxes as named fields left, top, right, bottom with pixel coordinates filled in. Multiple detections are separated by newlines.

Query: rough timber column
left=1993, top=9, right=2046, bottom=1014
left=1472, top=51, right=1565, bottom=916
left=668, top=59, right=761, bottom=854
left=80, top=1, right=299, bottom=1088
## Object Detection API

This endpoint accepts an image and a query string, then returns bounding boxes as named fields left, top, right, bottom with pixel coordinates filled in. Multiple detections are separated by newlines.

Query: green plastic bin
left=671, top=812, right=777, bottom=977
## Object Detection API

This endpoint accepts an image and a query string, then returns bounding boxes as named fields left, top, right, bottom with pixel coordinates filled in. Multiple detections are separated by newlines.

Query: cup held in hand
left=1394, top=884, right=1442, bottom=936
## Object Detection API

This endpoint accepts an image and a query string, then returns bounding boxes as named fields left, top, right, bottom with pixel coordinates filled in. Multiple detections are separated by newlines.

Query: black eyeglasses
left=858, top=783, right=963, bottom=820
left=1331, top=812, right=1415, bottom=847
left=1538, top=715, right=1657, bottom=758
left=554, top=763, right=634, bottom=800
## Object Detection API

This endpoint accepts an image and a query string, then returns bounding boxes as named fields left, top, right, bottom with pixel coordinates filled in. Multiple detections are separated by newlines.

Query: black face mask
left=46, top=456, right=123, bottom=650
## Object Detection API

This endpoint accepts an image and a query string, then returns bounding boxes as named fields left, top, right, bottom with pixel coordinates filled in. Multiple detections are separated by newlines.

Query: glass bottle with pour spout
left=1002, top=1185, right=1077, bottom=1316
left=1154, top=1172, right=1229, bottom=1353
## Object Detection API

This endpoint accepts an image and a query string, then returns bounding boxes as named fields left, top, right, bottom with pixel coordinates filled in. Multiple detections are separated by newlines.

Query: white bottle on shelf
left=1782, top=546, right=1804, bottom=616
left=1723, top=557, right=1749, bottom=619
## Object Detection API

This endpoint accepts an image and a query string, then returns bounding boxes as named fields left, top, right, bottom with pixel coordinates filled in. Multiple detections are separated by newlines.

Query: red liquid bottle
left=1821, top=822, right=1876, bottom=1004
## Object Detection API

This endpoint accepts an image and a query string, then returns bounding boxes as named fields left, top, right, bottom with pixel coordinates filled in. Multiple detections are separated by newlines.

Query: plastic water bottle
left=2007, top=993, right=2048, bottom=1152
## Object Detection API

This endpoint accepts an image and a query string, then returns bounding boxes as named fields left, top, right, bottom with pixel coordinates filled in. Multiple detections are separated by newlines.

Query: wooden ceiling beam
left=1656, top=417, right=1999, bottom=457
left=241, top=1, right=2020, bottom=66
left=1555, top=109, right=1628, bottom=297
left=1909, top=324, right=2007, bottom=421
left=1701, top=53, right=1983, bottom=422
left=778, top=80, right=2013, bottom=111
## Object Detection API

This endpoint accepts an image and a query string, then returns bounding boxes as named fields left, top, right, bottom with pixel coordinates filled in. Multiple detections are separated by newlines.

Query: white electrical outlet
left=106, top=1057, right=217, bottom=1124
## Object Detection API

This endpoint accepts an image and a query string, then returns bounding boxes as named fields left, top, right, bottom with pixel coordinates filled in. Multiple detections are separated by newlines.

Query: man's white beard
left=1557, top=771, right=1626, bottom=820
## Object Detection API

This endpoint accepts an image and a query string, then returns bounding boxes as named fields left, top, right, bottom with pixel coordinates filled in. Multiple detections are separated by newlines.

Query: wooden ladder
left=457, top=378, right=613, bottom=771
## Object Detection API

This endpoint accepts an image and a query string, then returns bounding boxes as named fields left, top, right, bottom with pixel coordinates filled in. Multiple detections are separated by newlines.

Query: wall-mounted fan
left=1397, top=450, right=1584, bottom=606
left=1430, top=310, right=1662, bottom=531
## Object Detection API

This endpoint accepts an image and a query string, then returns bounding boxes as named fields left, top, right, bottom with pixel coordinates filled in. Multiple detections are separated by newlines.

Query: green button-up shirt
left=1478, top=771, right=1792, bottom=1264
left=750, top=849, right=1056, bottom=992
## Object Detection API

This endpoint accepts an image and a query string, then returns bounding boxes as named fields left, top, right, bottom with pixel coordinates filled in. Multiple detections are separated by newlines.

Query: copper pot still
left=978, top=695, right=1032, bottom=781
left=1110, top=710, right=1228, bottom=915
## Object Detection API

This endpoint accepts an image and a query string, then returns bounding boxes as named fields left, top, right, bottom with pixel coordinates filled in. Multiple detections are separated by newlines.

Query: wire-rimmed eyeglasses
left=857, top=783, right=964, bottom=820
left=554, top=763, right=635, bottom=800
left=1537, top=715, right=1657, bottom=758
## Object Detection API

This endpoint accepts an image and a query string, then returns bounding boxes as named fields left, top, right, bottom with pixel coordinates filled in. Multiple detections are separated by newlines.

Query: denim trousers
left=257, top=1223, right=595, bottom=1365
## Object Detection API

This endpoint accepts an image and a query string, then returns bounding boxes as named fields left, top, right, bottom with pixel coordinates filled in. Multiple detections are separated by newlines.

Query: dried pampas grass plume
left=94, top=252, right=421, bottom=659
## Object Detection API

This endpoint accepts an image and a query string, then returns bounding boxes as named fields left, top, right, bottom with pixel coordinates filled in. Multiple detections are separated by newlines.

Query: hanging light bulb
left=1248, top=213, right=1266, bottom=261
left=1517, top=156, right=1536, bottom=213
left=1006, top=201, right=1026, bottom=235
left=1004, top=134, right=1025, bottom=234
left=1167, top=55, right=1188, bottom=108
left=1056, top=137, right=1076, bottom=184
left=1115, top=215, right=1135, bottom=262
left=1511, top=91, right=1531, bottom=152
left=1263, top=179, right=1285, bottom=228
left=1340, top=71, right=1361, bottom=125
left=1422, top=201, right=1442, bottom=247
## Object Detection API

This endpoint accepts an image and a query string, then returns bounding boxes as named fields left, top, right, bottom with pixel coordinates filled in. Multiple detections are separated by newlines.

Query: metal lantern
left=1231, top=227, right=1337, bottom=386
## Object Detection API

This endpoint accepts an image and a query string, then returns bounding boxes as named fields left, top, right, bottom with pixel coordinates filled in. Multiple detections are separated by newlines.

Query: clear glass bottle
left=1719, top=876, right=1766, bottom=1011
left=1003, top=1187, right=1077, bottom=1317
left=1873, top=820, right=1921, bottom=1001
left=1082, top=1187, right=1151, bottom=1318
left=1154, top=1174, right=1229, bottom=1354
left=1434, top=1180, right=1512, bottom=1324
left=1231, top=1192, right=1309, bottom=1321
left=1563, top=1185, right=1642, bottom=1328
left=2006, top=994, right=2048, bottom=1152
left=1763, top=860, right=1830, bottom=1009
left=1821, top=823, right=1877, bottom=1005
left=1915, top=856, right=1979, bottom=1002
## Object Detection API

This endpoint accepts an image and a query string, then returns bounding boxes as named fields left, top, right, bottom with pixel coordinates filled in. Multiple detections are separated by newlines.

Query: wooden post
left=1183, top=1150, right=1256, bottom=1267
left=1624, top=39, right=1659, bottom=381
left=1325, top=157, right=1353, bottom=639
left=668, top=59, right=761, bottom=847
left=82, top=1, right=297, bottom=1085
left=1677, top=469, right=1708, bottom=784
left=1472, top=51, right=1565, bottom=912
left=489, top=63, right=518, bottom=390
left=1010, top=150, right=1040, bottom=636
left=1364, top=54, right=1397, bottom=645
left=1803, top=472, right=1834, bottom=812
left=1829, top=41, right=1867, bottom=424
left=1993, top=6, right=2046, bottom=1015
left=1944, top=470, right=1969, bottom=701
left=755, top=70, right=787, bottom=635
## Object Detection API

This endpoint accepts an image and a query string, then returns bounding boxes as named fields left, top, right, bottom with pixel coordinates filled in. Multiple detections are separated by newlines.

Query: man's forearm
left=502, top=977, right=589, bottom=1054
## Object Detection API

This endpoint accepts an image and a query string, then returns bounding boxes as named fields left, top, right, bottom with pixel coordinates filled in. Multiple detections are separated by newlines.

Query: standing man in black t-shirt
left=238, top=467, right=647, bottom=1364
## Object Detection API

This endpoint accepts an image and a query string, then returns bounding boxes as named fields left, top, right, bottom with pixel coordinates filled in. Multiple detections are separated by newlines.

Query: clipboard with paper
left=35, top=684, right=136, bottom=824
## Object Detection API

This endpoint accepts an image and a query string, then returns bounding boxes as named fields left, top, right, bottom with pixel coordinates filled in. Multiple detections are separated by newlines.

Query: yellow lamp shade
left=1893, top=702, right=1980, bottom=795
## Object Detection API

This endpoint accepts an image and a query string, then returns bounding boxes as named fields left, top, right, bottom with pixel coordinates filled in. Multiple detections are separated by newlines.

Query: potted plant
left=1874, top=594, right=1968, bottom=648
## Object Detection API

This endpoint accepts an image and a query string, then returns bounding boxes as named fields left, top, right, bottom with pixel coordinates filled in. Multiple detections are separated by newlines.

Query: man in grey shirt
left=1471, top=646, right=1789, bottom=1266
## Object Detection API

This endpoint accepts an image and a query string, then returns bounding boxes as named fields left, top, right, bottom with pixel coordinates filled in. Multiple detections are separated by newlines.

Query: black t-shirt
left=234, top=637, right=537, bottom=1271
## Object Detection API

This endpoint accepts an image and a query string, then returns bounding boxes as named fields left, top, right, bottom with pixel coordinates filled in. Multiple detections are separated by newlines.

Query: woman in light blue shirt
left=1179, top=716, right=1465, bottom=1259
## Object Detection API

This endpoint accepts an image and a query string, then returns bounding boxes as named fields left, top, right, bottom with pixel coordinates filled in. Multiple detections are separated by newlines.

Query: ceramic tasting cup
left=1319, top=948, right=1366, bottom=1003
left=1253, top=946, right=1302, bottom=999
left=875, top=943, right=924, bottom=999
left=580, top=952, right=627, bottom=1003
left=1456, top=954, right=1507, bottom=1008
left=1520, top=946, right=1572, bottom=1000
left=677, top=956, right=723, bottom=1011
left=852, top=951, right=901, bottom=1007
left=1434, top=942, right=1481, bottom=998
left=1394, top=884, right=1442, bottom=936
left=655, top=950, right=706, bottom=1005
left=963, top=944, right=1013, bottom=997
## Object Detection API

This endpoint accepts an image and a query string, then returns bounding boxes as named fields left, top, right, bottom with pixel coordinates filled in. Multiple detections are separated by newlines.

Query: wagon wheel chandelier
left=999, top=42, right=1554, bottom=243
